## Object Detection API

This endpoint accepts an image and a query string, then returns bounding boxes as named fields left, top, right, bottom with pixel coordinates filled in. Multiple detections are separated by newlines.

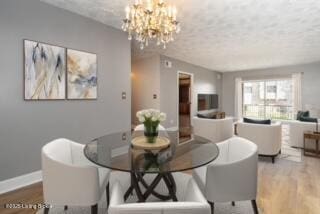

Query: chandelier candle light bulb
left=125, top=6, right=130, bottom=19
left=147, top=0, right=153, bottom=11
left=122, top=0, right=180, bottom=49
left=172, top=6, right=177, bottom=20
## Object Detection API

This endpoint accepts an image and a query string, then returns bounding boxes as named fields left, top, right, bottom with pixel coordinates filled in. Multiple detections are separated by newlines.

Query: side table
left=303, top=131, right=320, bottom=158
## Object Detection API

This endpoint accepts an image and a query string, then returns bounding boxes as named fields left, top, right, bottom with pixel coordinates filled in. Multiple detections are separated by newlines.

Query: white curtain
left=235, top=77, right=243, bottom=119
left=292, top=73, right=302, bottom=116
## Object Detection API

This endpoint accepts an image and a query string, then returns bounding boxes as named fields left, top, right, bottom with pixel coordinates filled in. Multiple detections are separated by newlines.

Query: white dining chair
left=193, top=137, right=259, bottom=214
left=41, top=138, right=110, bottom=214
left=134, top=124, right=166, bottom=131
left=108, top=172, right=210, bottom=214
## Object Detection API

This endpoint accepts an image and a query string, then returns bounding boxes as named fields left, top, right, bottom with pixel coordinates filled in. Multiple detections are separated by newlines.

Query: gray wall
left=160, top=55, right=222, bottom=127
left=222, top=62, right=320, bottom=116
left=132, top=56, right=160, bottom=124
left=0, top=0, right=131, bottom=181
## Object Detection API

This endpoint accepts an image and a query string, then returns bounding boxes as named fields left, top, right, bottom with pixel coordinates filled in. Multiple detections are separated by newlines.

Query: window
left=242, top=79, right=293, bottom=120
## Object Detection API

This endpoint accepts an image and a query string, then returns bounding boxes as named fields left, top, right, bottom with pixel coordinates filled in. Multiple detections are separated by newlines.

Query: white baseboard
left=0, top=170, right=42, bottom=194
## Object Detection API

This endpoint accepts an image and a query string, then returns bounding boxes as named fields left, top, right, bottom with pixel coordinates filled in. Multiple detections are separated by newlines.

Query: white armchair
left=237, top=121, right=282, bottom=163
left=108, top=173, right=210, bottom=214
left=193, top=117, right=233, bottom=143
left=193, top=137, right=259, bottom=214
left=134, top=124, right=166, bottom=131
left=42, top=138, right=110, bottom=214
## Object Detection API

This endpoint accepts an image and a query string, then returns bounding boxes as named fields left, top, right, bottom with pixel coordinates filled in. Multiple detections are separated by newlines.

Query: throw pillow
left=296, top=111, right=309, bottom=120
left=300, top=116, right=318, bottom=123
left=197, top=112, right=217, bottom=119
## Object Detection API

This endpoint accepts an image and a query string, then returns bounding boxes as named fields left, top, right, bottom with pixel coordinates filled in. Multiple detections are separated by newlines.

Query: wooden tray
left=131, top=136, right=170, bottom=150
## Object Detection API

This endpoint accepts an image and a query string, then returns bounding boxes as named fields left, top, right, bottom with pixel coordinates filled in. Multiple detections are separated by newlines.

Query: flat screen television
left=198, top=94, right=218, bottom=111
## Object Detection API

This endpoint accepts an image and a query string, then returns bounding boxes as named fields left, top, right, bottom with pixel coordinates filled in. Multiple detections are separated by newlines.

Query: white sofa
left=287, top=120, right=319, bottom=148
left=193, top=116, right=233, bottom=143
left=237, top=121, right=282, bottom=163
left=193, top=137, right=259, bottom=214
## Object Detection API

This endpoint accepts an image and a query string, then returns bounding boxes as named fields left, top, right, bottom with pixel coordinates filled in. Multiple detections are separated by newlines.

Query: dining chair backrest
left=108, top=173, right=210, bottom=214
left=228, top=137, right=258, bottom=163
left=42, top=138, right=73, bottom=164
left=204, top=137, right=258, bottom=203
left=42, top=138, right=103, bottom=206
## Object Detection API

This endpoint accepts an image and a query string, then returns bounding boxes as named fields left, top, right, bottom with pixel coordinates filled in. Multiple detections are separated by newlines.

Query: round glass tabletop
left=84, top=130, right=219, bottom=173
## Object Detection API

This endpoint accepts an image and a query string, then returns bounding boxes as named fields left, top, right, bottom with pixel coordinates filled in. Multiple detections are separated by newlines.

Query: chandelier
left=122, top=0, right=180, bottom=49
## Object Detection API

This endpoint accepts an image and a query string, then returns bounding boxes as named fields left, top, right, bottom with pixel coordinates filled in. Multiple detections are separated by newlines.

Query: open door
left=178, top=72, right=193, bottom=143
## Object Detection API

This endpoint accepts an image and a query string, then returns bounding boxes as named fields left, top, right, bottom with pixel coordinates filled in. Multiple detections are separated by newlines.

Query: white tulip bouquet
left=136, top=109, right=166, bottom=141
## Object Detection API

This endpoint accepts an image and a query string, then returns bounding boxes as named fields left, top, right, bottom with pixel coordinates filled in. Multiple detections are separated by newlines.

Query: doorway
left=178, top=72, right=193, bottom=143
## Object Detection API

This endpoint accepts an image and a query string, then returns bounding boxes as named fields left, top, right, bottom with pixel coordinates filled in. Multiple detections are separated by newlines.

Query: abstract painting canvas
left=67, top=49, right=97, bottom=99
left=24, top=40, right=66, bottom=100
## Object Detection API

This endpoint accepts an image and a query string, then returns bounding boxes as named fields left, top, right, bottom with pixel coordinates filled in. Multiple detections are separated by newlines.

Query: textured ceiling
left=41, top=0, right=320, bottom=72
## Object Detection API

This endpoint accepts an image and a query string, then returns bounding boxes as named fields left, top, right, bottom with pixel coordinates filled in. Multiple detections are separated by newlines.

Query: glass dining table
left=84, top=130, right=219, bottom=202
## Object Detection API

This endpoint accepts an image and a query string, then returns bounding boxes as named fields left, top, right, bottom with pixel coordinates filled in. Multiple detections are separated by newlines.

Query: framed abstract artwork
left=24, top=40, right=66, bottom=100
left=67, top=49, right=97, bottom=99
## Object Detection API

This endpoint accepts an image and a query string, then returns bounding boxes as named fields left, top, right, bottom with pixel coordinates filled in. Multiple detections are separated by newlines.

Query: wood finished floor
left=0, top=156, right=319, bottom=214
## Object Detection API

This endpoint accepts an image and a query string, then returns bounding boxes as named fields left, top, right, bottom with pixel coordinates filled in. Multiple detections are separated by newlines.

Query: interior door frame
left=177, top=71, right=194, bottom=130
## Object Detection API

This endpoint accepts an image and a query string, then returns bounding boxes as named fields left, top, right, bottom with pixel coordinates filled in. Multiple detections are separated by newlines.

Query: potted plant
left=136, top=109, right=166, bottom=143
